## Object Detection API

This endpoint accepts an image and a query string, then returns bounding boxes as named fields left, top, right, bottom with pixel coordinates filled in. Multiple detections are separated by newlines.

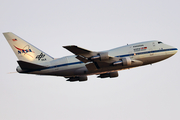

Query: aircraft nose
left=172, top=48, right=178, bottom=55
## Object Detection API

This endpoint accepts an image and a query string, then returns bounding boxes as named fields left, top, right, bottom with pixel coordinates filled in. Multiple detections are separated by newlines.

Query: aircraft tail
left=3, top=32, right=54, bottom=64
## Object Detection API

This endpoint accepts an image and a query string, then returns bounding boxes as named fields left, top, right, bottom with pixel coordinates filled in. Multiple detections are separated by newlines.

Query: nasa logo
left=36, top=53, right=46, bottom=61
left=13, top=45, right=34, bottom=58
left=14, top=45, right=33, bottom=54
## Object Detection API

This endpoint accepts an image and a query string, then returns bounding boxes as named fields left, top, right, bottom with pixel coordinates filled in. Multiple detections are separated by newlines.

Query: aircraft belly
left=138, top=52, right=173, bottom=65
left=53, top=64, right=85, bottom=76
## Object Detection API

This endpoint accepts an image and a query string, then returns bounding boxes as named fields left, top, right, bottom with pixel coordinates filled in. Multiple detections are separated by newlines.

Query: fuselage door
left=152, top=42, right=155, bottom=47
left=128, top=45, right=135, bottom=59
left=149, top=42, right=156, bottom=56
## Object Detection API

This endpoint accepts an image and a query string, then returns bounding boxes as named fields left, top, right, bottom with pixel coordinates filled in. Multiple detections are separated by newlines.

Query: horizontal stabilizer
left=17, top=60, right=47, bottom=70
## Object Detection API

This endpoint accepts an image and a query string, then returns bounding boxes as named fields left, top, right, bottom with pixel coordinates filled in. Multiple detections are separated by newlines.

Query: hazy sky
left=1, top=0, right=180, bottom=120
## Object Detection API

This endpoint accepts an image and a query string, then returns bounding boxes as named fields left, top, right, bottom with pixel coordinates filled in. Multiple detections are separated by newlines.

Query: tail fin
left=3, top=32, right=54, bottom=64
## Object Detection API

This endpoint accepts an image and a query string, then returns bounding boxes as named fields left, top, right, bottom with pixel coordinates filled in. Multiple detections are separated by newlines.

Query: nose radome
left=171, top=48, right=178, bottom=55
left=174, top=48, right=178, bottom=54
left=167, top=43, right=178, bottom=55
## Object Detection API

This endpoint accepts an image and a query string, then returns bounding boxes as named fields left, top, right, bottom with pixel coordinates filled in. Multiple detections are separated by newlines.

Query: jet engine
left=66, top=76, right=88, bottom=82
left=113, top=57, right=131, bottom=66
left=98, top=71, right=118, bottom=78
left=90, top=52, right=109, bottom=61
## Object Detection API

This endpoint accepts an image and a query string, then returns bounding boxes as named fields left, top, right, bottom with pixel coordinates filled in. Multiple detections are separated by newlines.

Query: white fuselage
left=27, top=40, right=177, bottom=77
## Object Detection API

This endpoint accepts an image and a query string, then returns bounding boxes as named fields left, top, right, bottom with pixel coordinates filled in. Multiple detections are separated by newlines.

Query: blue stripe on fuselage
left=27, top=48, right=178, bottom=72
left=116, top=48, right=177, bottom=58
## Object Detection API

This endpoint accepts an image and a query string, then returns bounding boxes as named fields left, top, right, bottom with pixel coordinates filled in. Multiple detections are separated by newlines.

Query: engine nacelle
left=79, top=76, right=88, bottom=82
left=122, top=57, right=131, bottom=66
left=90, top=52, right=109, bottom=61
left=98, top=71, right=118, bottom=78
left=113, top=57, right=131, bottom=66
left=66, top=76, right=88, bottom=82
left=99, top=52, right=109, bottom=61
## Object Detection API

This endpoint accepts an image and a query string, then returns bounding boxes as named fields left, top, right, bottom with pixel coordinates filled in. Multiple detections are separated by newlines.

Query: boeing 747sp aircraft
left=3, top=32, right=178, bottom=82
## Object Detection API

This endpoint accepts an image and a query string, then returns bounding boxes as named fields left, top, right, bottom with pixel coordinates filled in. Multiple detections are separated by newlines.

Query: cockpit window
left=158, top=42, right=163, bottom=44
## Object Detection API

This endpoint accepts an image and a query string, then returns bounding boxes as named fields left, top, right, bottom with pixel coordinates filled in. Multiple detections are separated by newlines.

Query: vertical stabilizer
left=3, top=32, right=54, bottom=64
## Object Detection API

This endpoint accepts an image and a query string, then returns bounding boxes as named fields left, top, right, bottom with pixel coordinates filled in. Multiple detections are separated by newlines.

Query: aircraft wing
left=63, top=45, right=119, bottom=71
left=63, top=45, right=98, bottom=63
